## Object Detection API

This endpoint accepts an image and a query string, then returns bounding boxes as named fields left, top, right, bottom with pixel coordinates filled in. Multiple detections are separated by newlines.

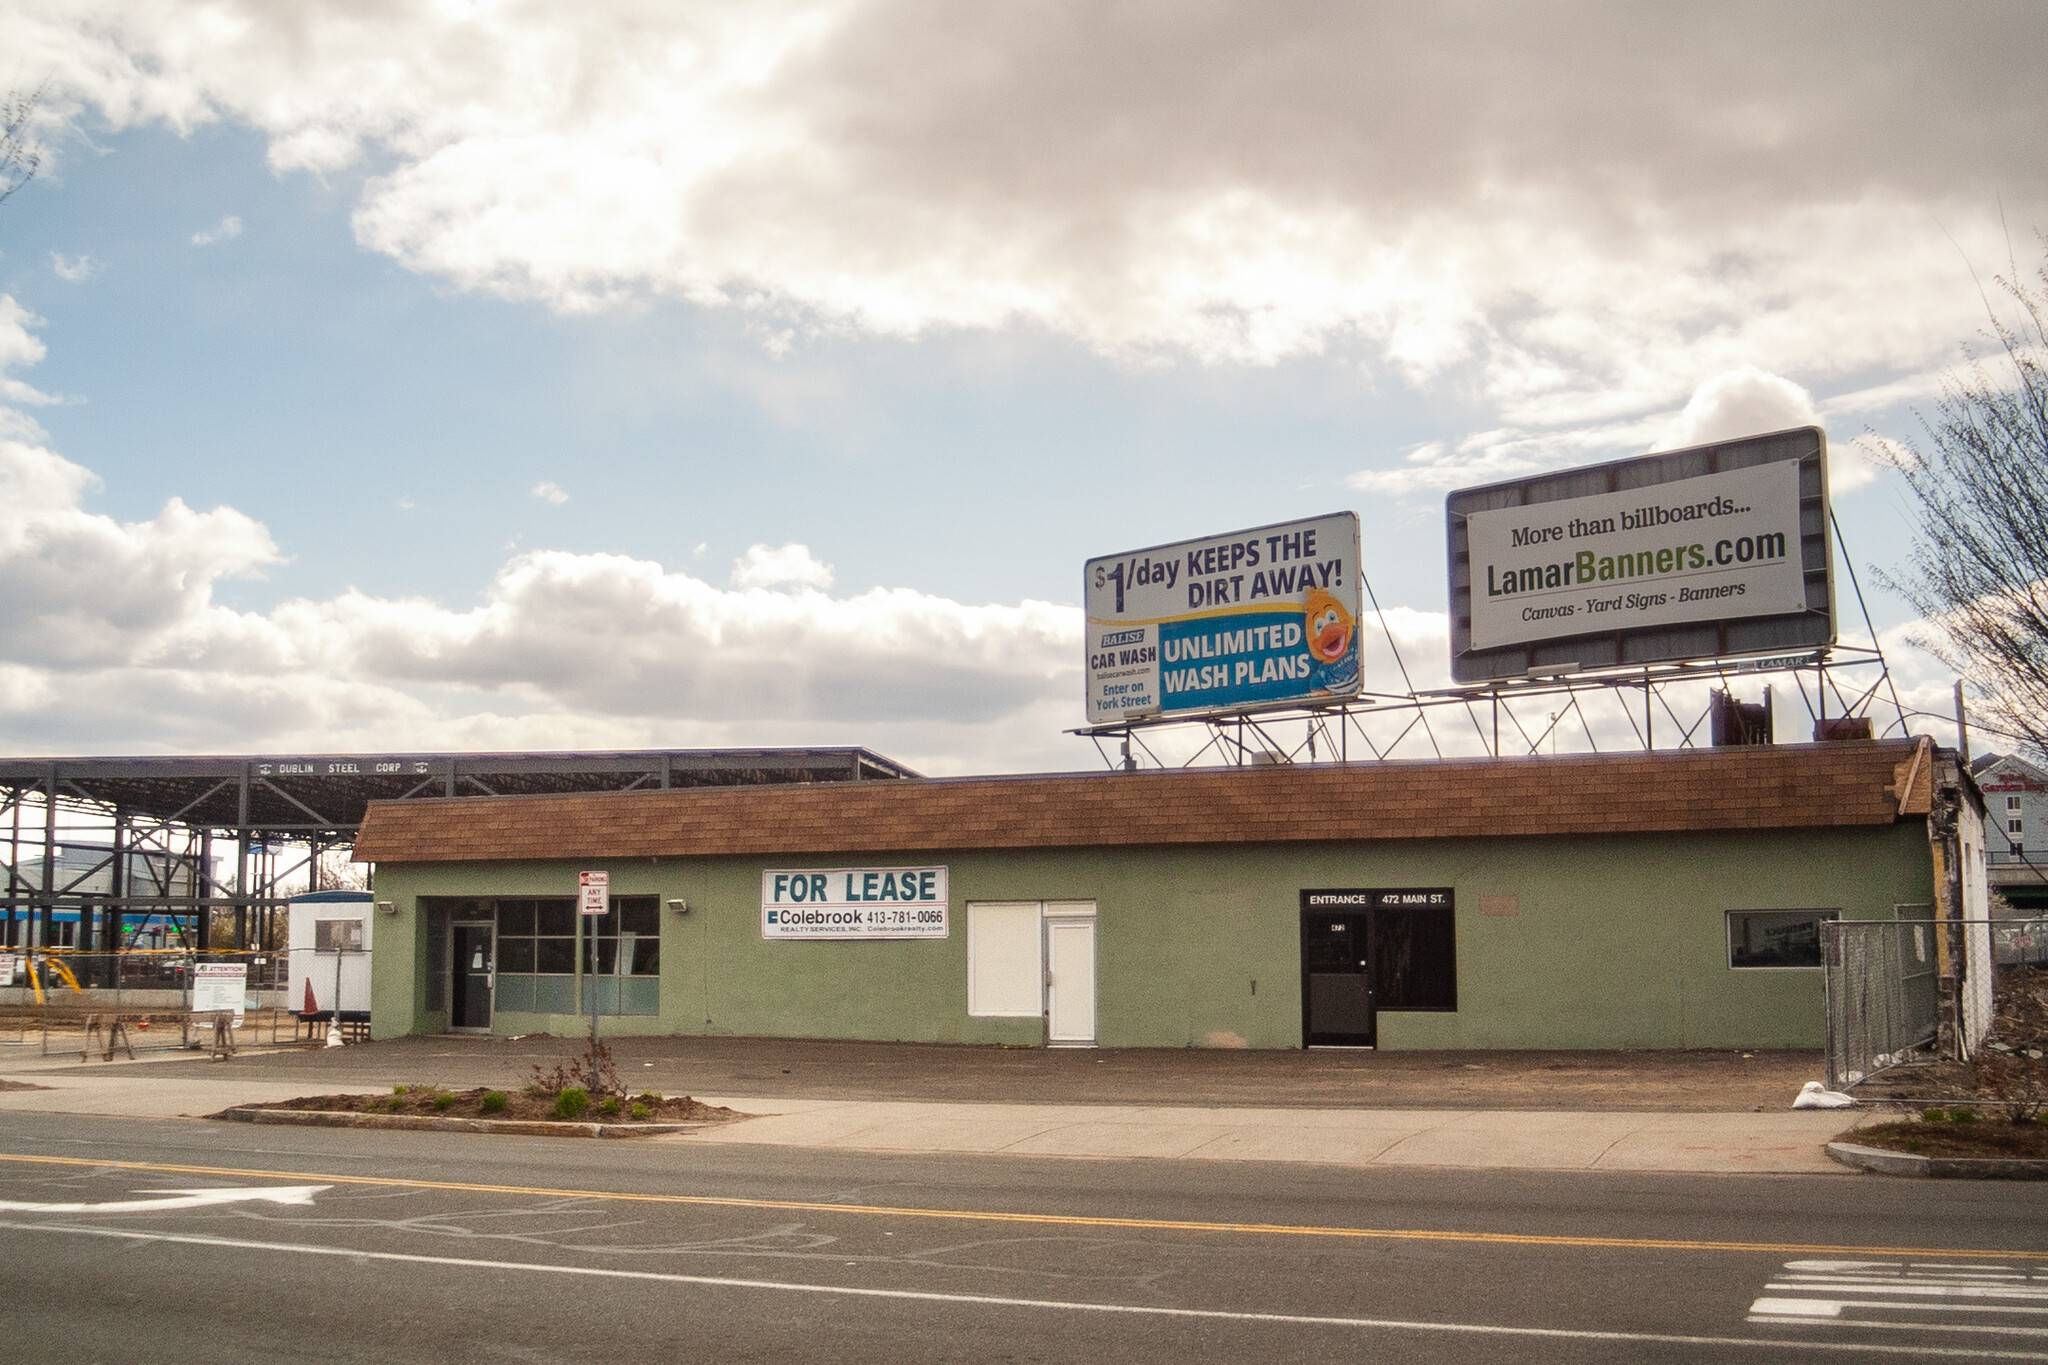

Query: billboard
left=1446, top=426, right=1834, bottom=682
left=1085, top=512, right=1363, bottom=725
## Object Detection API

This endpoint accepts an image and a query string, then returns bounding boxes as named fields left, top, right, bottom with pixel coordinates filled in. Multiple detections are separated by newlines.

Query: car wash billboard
left=1446, top=426, right=1834, bottom=683
left=1085, top=512, right=1364, bottom=725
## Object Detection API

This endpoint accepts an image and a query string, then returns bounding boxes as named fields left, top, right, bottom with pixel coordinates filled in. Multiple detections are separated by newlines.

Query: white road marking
left=2, top=1219, right=2045, bottom=1360
left=0, top=1185, right=328, bottom=1214
left=1751, top=1260, right=2048, bottom=1340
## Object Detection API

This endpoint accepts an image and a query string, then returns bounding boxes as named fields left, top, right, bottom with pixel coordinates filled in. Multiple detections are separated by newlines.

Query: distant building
left=1972, top=753, right=2048, bottom=913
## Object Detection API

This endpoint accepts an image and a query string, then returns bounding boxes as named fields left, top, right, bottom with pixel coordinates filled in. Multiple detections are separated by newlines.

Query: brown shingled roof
left=352, top=741, right=1921, bottom=864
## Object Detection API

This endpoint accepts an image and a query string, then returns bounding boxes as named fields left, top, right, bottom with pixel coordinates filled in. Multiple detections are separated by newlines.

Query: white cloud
left=1649, top=367, right=1817, bottom=454
left=729, top=542, right=833, bottom=592
left=530, top=480, right=568, bottom=505
left=1350, top=366, right=1886, bottom=497
left=0, top=295, right=1085, bottom=771
left=190, top=214, right=241, bottom=246
left=49, top=252, right=99, bottom=282
left=6, top=2, right=2039, bottom=428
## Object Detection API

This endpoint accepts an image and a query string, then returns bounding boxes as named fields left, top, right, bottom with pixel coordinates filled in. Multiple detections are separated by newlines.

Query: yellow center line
left=1, top=1151, right=2043, bottom=1262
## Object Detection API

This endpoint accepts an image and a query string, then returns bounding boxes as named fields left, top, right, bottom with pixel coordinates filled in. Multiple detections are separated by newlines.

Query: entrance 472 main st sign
left=1084, top=512, right=1364, bottom=725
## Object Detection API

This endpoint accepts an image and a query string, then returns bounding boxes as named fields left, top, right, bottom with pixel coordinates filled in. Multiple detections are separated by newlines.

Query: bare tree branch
left=1872, top=241, right=2048, bottom=759
left=0, top=81, right=44, bottom=208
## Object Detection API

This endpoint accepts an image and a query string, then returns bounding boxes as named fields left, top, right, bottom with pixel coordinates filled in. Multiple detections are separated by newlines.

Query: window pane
left=1372, top=903, right=1457, bottom=1010
left=630, top=937, right=660, bottom=975
left=498, top=936, right=535, bottom=973
left=536, top=899, right=577, bottom=936
left=1728, top=910, right=1837, bottom=968
left=582, top=937, right=618, bottom=976
left=496, top=899, right=536, bottom=936
left=619, top=897, right=659, bottom=936
left=424, top=904, right=449, bottom=1011
left=535, top=938, right=576, bottom=974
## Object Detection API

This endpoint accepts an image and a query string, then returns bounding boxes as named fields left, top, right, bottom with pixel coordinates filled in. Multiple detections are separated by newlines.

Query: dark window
left=423, top=901, right=450, bottom=1011
left=1728, top=909, right=1838, bottom=969
left=1371, top=896, right=1457, bottom=1010
left=579, top=896, right=659, bottom=976
left=537, top=899, right=577, bottom=936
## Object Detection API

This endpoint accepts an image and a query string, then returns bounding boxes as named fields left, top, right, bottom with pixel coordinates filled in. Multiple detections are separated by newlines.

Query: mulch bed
left=234, top=1086, right=739, bottom=1126
left=1850, top=1117, right=2048, bottom=1161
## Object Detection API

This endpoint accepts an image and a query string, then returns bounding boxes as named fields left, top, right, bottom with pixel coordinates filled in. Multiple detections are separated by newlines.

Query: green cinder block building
left=352, top=738, right=1979, bottom=1051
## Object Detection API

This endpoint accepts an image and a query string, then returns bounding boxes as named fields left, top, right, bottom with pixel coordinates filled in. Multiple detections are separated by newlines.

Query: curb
left=1826, top=1140, right=2048, bottom=1180
left=219, top=1107, right=704, bottom=1139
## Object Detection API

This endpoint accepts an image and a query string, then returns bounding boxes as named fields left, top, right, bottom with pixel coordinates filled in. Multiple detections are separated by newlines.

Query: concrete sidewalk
left=0, top=1049, right=1862, bottom=1175
left=671, top=1095, right=1857, bottom=1175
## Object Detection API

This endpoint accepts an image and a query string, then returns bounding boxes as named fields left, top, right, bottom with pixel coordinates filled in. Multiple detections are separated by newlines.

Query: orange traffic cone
left=303, top=977, right=318, bottom=1017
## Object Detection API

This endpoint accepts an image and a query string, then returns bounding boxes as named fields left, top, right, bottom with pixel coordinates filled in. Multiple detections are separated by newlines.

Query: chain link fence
left=1822, top=920, right=1943, bottom=1089
left=0, top=949, right=301, bottom=1057
left=1821, top=916, right=2033, bottom=1092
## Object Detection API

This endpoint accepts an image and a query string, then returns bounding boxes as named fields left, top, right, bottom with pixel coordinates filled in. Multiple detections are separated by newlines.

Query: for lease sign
left=761, top=866, right=950, bottom=940
left=1084, top=512, right=1364, bottom=725
left=1464, top=462, right=1808, bottom=652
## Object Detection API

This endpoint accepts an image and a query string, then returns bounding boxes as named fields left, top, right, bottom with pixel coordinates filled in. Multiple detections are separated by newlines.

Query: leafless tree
left=0, top=82, right=42, bottom=207
left=1876, top=244, right=2048, bottom=757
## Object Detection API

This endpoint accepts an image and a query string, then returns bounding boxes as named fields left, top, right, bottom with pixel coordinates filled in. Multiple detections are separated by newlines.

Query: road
left=2, top=1111, right=2044, bottom=1363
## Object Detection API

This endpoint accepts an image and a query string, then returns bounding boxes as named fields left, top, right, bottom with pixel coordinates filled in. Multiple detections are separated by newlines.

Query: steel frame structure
left=0, top=748, right=915, bottom=958
left=1079, top=645, right=1906, bottom=771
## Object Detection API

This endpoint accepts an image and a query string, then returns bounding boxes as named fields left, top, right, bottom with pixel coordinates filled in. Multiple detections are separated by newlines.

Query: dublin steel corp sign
left=1084, top=512, right=1365, bottom=726
left=1446, top=427, right=1836, bottom=682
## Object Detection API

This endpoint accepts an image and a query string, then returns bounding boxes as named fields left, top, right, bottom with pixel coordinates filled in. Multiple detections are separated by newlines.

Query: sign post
left=578, top=871, right=608, bottom=1071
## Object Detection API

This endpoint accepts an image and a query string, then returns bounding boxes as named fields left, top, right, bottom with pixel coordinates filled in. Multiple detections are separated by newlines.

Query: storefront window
left=422, top=894, right=659, bottom=1016
left=1727, top=909, right=1838, bottom=969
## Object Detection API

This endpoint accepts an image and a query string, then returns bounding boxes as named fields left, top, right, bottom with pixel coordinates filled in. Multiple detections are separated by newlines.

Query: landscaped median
left=215, top=1084, right=744, bottom=1139
left=1830, top=1108, right=2048, bottom=1179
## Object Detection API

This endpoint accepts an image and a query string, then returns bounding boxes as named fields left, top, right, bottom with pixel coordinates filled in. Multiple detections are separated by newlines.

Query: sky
left=0, top=1, right=2044, bottom=775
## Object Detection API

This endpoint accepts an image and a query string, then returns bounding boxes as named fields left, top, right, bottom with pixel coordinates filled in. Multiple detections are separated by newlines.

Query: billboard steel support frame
left=1078, top=646, right=1903, bottom=770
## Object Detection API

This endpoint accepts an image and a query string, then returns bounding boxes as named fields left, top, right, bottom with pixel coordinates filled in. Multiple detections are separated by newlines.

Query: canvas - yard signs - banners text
left=1085, top=512, right=1364, bottom=725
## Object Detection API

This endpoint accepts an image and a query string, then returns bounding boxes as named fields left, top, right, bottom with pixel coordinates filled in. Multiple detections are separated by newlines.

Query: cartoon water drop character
left=1305, top=587, right=1354, bottom=664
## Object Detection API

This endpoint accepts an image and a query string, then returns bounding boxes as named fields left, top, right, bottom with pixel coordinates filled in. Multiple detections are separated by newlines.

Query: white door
left=1045, top=916, right=1096, bottom=1045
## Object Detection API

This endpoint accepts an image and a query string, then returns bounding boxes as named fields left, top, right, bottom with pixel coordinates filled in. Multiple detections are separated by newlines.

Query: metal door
left=1045, top=916, right=1096, bottom=1046
left=1301, top=907, right=1374, bottom=1046
left=449, top=922, right=495, bottom=1031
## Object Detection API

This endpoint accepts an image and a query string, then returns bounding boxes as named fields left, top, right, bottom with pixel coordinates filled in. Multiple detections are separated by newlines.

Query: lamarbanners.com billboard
left=1085, top=512, right=1364, bottom=725
left=1446, top=426, right=1835, bottom=682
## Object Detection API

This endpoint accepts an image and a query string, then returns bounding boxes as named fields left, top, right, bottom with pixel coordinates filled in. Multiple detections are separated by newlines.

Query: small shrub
left=433, top=1094, right=457, bottom=1111
left=392, top=1085, right=409, bottom=1095
left=599, top=1097, right=621, bottom=1117
left=385, top=1097, right=407, bottom=1112
left=1921, top=1107, right=1949, bottom=1123
left=1904, top=1138, right=1925, bottom=1153
left=1953, top=1108, right=1978, bottom=1125
left=639, top=1090, right=662, bottom=1104
left=630, top=1102, right=652, bottom=1121
left=553, top=1087, right=590, bottom=1119
left=480, top=1091, right=509, bottom=1113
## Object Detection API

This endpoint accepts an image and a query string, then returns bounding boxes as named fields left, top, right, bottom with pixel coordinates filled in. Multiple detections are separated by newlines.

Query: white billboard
left=1446, top=427, right=1834, bottom=682
left=1084, top=512, right=1364, bottom=725
left=761, top=866, right=950, bottom=940
left=1465, top=461, right=1808, bottom=651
